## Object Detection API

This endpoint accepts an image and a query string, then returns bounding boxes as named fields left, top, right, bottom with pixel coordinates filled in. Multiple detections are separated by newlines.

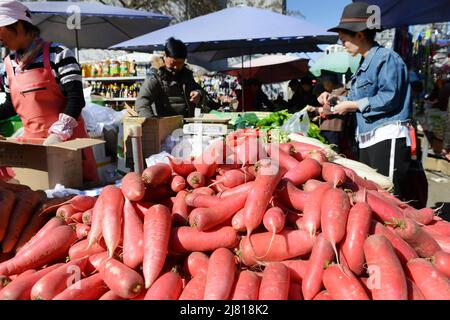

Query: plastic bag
left=82, top=102, right=127, bottom=135
left=281, top=108, right=310, bottom=135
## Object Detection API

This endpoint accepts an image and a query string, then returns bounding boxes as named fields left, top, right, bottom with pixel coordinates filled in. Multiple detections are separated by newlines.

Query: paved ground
left=426, top=170, right=450, bottom=221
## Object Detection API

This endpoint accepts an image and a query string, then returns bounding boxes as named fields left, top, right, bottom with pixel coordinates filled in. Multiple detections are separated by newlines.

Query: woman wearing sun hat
left=0, top=1, right=98, bottom=183
left=319, top=2, right=412, bottom=199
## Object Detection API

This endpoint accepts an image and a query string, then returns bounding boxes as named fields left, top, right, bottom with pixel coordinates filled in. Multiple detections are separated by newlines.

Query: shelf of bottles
left=82, top=59, right=149, bottom=108
left=84, top=76, right=146, bottom=81
left=90, top=82, right=142, bottom=101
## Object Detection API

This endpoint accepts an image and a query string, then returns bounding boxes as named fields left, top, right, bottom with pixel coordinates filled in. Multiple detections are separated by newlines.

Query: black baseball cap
left=328, top=2, right=383, bottom=33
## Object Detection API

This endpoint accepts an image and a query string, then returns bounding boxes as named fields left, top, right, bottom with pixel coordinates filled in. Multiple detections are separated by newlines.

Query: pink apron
left=4, top=42, right=98, bottom=183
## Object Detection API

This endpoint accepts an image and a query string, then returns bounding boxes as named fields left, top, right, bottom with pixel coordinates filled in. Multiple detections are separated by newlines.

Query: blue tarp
left=111, top=6, right=337, bottom=61
left=23, top=1, right=171, bottom=49
left=353, top=0, right=450, bottom=28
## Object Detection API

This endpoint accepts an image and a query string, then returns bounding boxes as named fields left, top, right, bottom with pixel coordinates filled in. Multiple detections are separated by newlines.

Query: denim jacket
left=346, top=43, right=412, bottom=136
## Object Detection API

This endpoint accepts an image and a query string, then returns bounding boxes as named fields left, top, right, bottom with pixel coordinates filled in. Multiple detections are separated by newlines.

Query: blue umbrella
left=24, top=1, right=171, bottom=49
left=110, top=6, right=337, bottom=61
left=352, top=0, right=450, bottom=28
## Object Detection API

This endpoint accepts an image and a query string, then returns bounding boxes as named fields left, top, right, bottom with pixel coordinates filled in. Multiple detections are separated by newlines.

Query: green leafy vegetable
left=256, top=110, right=292, bottom=129
left=307, top=123, right=327, bottom=144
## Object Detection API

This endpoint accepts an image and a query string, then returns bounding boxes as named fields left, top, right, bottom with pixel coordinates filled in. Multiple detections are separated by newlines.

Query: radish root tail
left=255, top=229, right=276, bottom=260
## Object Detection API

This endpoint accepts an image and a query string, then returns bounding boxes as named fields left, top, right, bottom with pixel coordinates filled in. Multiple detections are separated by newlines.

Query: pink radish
left=320, top=188, right=351, bottom=266
left=280, top=260, right=309, bottom=283
left=170, top=175, right=186, bottom=193
left=189, top=192, right=248, bottom=231
left=121, top=172, right=145, bottom=201
left=143, top=204, right=172, bottom=289
left=432, top=250, right=450, bottom=278
left=101, top=186, right=124, bottom=258
left=168, top=157, right=195, bottom=177
left=364, top=235, right=408, bottom=300
left=53, top=273, right=108, bottom=300
left=322, top=264, right=369, bottom=300
left=101, top=258, right=144, bottom=299
left=0, top=264, right=62, bottom=300
left=179, top=275, right=207, bottom=300
left=187, top=171, right=206, bottom=189
left=371, top=221, right=418, bottom=265
left=30, top=258, right=89, bottom=300
left=244, top=159, right=285, bottom=239
left=183, top=252, right=209, bottom=278
left=283, top=158, right=322, bottom=186
left=258, top=262, right=290, bottom=300
left=87, top=192, right=105, bottom=248
left=341, top=203, right=372, bottom=275
left=142, top=163, right=172, bottom=186
left=390, top=217, right=441, bottom=258
left=302, top=234, right=335, bottom=300
left=122, top=198, right=144, bottom=269
left=321, top=162, right=347, bottom=187
left=171, top=190, right=189, bottom=226
left=302, top=182, right=333, bottom=238
left=289, top=282, right=303, bottom=300
left=274, top=180, right=308, bottom=212
left=257, top=207, right=286, bottom=259
left=231, top=270, right=261, bottom=300
left=240, top=229, right=314, bottom=267
left=204, top=248, right=236, bottom=300
left=301, top=150, right=328, bottom=164
left=406, top=258, right=450, bottom=300
left=406, top=277, right=426, bottom=300
left=170, top=226, right=239, bottom=253
left=231, top=209, right=246, bottom=232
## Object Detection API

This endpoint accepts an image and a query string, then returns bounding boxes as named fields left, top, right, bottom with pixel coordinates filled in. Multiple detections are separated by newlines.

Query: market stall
left=0, top=1, right=448, bottom=303
left=0, top=126, right=449, bottom=300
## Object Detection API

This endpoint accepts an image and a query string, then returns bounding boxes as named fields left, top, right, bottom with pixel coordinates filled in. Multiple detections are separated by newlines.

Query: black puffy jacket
left=135, top=58, right=203, bottom=118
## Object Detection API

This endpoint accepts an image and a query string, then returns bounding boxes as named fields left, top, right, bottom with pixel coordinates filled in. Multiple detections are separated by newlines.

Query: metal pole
left=75, top=29, right=80, bottom=62
left=241, top=51, right=245, bottom=112
left=129, top=125, right=144, bottom=175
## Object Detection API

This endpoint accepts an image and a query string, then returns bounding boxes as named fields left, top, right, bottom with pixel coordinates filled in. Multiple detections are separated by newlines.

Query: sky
left=286, top=0, right=352, bottom=62
left=286, top=0, right=353, bottom=30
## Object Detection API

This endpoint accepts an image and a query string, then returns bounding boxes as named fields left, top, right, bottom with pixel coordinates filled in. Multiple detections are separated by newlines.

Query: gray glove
left=43, top=133, right=63, bottom=146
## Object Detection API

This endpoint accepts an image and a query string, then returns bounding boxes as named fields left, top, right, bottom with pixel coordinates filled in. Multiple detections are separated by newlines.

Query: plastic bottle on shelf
left=129, top=60, right=137, bottom=77
left=119, top=60, right=129, bottom=77
left=102, top=60, right=110, bottom=77
left=123, top=84, right=128, bottom=98
left=110, top=60, right=120, bottom=77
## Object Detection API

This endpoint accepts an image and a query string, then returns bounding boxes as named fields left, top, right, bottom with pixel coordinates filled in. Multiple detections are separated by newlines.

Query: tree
left=97, top=0, right=225, bottom=22
left=227, top=0, right=286, bottom=14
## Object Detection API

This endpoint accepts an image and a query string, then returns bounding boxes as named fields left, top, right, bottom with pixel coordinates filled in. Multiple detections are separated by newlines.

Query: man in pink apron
left=0, top=1, right=98, bottom=183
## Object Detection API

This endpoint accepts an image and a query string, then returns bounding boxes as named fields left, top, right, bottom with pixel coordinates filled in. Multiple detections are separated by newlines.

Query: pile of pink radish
left=0, top=129, right=449, bottom=300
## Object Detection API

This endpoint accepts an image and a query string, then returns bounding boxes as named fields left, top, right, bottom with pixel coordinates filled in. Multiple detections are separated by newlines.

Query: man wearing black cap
left=136, top=37, right=204, bottom=118
left=319, top=2, right=412, bottom=199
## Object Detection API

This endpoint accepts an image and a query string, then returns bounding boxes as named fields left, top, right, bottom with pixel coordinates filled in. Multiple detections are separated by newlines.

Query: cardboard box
left=424, top=156, right=450, bottom=175
left=0, top=138, right=104, bottom=190
left=123, top=116, right=184, bottom=167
